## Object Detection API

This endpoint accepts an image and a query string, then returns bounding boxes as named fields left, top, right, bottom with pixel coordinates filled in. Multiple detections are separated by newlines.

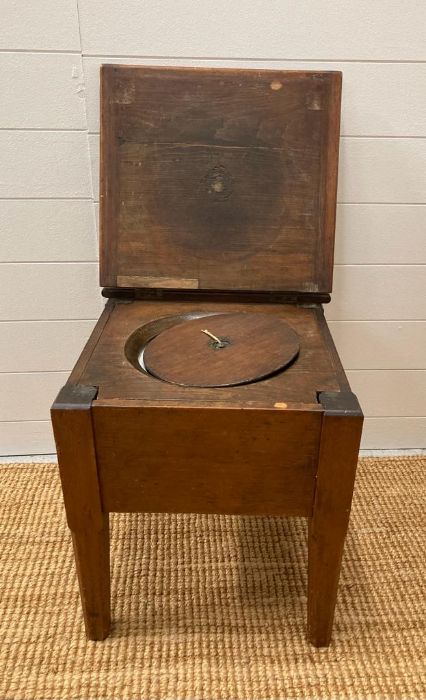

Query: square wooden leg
left=307, top=392, right=363, bottom=647
left=51, top=384, right=111, bottom=641
left=72, top=514, right=110, bottom=640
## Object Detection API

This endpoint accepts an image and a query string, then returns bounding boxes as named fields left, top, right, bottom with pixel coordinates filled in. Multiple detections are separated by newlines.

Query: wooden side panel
left=92, top=404, right=322, bottom=516
left=100, top=65, right=341, bottom=293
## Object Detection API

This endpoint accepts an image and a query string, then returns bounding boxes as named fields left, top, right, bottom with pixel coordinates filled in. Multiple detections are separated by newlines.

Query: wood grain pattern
left=92, top=403, right=322, bottom=516
left=143, top=311, right=300, bottom=387
left=79, top=299, right=343, bottom=406
left=83, top=58, right=426, bottom=137
left=308, top=391, right=363, bottom=646
left=52, top=297, right=363, bottom=644
left=51, top=384, right=110, bottom=640
left=68, top=300, right=114, bottom=383
left=51, top=65, right=364, bottom=648
left=100, top=65, right=341, bottom=294
left=93, top=130, right=426, bottom=206
left=117, top=275, right=199, bottom=288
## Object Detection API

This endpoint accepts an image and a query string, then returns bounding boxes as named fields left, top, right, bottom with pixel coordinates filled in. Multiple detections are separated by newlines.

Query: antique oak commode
left=51, top=66, right=363, bottom=647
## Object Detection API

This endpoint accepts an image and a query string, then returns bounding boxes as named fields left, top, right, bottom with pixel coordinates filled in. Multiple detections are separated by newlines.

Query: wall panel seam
left=0, top=420, right=51, bottom=423
left=0, top=128, right=88, bottom=133
left=0, top=197, right=93, bottom=201
left=81, top=54, right=426, bottom=64
left=0, top=49, right=81, bottom=55
left=0, top=319, right=99, bottom=323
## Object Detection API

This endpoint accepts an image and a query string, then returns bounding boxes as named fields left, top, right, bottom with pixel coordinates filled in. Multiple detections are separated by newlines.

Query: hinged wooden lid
left=100, top=65, right=341, bottom=294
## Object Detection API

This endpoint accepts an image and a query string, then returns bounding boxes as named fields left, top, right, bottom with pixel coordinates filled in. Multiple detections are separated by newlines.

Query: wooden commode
left=51, top=65, right=363, bottom=647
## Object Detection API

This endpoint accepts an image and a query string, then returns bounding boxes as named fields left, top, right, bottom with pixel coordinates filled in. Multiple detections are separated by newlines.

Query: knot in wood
left=204, top=165, right=233, bottom=201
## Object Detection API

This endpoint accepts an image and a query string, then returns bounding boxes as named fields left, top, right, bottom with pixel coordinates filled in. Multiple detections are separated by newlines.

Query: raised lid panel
left=100, top=65, right=341, bottom=293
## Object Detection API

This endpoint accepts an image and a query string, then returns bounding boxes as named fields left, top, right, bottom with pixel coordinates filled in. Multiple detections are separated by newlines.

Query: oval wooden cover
left=143, top=312, right=300, bottom=387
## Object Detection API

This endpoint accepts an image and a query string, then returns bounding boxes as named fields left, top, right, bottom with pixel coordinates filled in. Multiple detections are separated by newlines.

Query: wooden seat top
left=71, top=299, right=348, bottom=409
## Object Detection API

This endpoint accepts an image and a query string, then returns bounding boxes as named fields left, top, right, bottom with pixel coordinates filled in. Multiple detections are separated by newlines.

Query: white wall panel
left=347, top=370, right=426, bottom=417
left=328, top=321, right=426, bottom=370
left=0, top=372, right=68, bottom=422
left=94, top=202, right=99, bottom=242
left=338, top=138, right=426, bottom=204
left=361, top=418, right=426, bottom=450
left=0, top=0, right=80, bottom=51
left=0, top=132, right=92, bottom=198
left=0, top=53, right=87, bottom=129
left=0, top=200, right=97, bottom=262
left=0, top=321, right=96, bottom=373
left=337, top=62, right=426, bottom=138
left=0, top=421, right=56, bottom=456
left=88, top=134, right=100, bottom=201
left=335, top=204, right=426, bottom=264
left=0, top=263, right=104, bottom=321
left=77, top=0, right=426, bottom=60
left=83, top=57, right=426, bottom=138
left=327, top=266, right=426, bottom=321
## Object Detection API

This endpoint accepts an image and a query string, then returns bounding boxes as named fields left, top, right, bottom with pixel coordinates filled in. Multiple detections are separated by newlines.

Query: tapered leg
left=72, top=513, right=110, bottom=640
left=307, top=392, right=363, bottom=647
left=51, top=384, right=111, bottom=640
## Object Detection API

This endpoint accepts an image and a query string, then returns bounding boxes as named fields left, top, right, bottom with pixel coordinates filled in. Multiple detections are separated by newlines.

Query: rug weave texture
left=1, top=457, right=425, bottom=700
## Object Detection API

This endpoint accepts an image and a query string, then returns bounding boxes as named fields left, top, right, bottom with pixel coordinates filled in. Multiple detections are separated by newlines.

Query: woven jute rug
left=1, top=458, right=425, bottom=700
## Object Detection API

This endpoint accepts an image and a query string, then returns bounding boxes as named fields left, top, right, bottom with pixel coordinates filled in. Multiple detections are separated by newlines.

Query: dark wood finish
left=71, top=516, right=110, bottom=641
left=92, top=403, right=321, bottom=516
left=51, top=385, right=110, bottom=640
left=51, top=66, right=364, bottom=647
left=78, top=300, right=342, bottom=406
left=68, top=301, right=115, bottom=383
left=51, top=385, right=102, bottom=532
left=100, top=65, right=341, bottom=294
left=143, top=311, right=300, bottom=387
left=307, top=391, right=363, bottom=647
left=102, top=287, right=332, bottom=305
